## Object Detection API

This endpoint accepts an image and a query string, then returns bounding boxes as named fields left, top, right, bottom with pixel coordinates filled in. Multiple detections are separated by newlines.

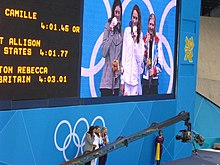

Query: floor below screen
left=162, top=149, right=220, bottom=165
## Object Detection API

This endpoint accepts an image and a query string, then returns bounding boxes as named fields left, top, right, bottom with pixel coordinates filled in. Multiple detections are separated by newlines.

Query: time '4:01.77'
left=39, top=49, right=68, bottom=58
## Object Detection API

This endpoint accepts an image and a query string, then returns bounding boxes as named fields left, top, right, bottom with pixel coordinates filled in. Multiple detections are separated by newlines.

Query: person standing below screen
left=98, top=127, right=109, bottom=165
left=142, top=13, right=163, bottom=95
left=155, top=130, right=164, bottom=165
left=100, top=0, right=123, bottom=97
left=84, top=126, right=96, bottom=165
left=91, top=126, right=101, bottom=165
left=120, top=4, right=144, bottom=96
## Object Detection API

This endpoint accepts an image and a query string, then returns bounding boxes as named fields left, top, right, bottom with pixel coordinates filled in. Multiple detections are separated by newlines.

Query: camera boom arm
left=61, top=111, right=190, bottom=165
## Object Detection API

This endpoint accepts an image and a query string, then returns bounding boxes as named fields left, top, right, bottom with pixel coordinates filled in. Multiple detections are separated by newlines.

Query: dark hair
left=148, top=13, right=156, bottom=37
left=94, top=126, right=100, bottom=137
left=111, top=0, right=122, bottom=21
left=108, top=0, right=122, bottom=32
left=131, top=4, right=142, bottom=43
left=95, top=125, right=100, bottom=129
left=87, top=126, right=95, bottom=136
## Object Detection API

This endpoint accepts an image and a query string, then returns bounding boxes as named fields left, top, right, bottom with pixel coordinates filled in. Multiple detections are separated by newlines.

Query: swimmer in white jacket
left=120, top=4, right=144, bottom=96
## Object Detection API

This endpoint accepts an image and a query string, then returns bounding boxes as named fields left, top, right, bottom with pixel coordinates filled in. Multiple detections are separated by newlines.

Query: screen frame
left=0, top=0, right=180, bottom=111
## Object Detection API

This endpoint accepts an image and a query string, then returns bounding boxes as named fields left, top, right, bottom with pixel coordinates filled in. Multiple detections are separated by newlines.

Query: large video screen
left=81, top=0, right=178, bottom=99
left=0, top=0, right=178, bottom=108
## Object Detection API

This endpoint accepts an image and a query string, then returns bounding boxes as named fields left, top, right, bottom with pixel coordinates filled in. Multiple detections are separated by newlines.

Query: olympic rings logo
left=54, top=116, right=106, bottom=161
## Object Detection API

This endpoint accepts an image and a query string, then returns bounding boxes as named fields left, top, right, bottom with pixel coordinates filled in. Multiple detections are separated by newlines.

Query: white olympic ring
left=54, top=116, right=106, bottom=161
left=81, top=0, right=176, bottom=96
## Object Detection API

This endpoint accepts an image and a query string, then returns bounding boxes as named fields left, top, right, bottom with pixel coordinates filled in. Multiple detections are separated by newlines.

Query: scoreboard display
left=0, top=0, right=82, bottom=100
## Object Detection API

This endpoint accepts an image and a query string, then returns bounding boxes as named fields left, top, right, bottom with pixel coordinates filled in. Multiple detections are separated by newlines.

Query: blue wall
left=175, top=0, right=201, bottom=160
left=1, top=100, right=178, bottom=165
left=0, top=0, right=201, bottom=164
left=194, top=93, right=220, bottom=149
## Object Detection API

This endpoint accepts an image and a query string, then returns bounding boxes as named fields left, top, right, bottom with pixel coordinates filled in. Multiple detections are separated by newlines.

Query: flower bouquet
left=112, top=59, right=119, bottom=84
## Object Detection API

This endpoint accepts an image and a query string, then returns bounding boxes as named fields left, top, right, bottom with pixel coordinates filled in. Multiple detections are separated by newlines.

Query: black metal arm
left=62, top=111, right=190, bottom=165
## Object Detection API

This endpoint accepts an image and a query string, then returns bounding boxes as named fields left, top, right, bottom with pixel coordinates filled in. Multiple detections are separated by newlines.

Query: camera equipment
left=175, top=113, right=204, bottom=154
left=176, top=130, right=204, bottom=145
left=192, top=131, right=205, bottom=146
left=63, top=111, right=197, bottom=165
left=176, top=130, right=192, bottom=142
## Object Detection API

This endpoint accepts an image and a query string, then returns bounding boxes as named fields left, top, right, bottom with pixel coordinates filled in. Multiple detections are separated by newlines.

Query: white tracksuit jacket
left=121, top=26, right=144, bottom=86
